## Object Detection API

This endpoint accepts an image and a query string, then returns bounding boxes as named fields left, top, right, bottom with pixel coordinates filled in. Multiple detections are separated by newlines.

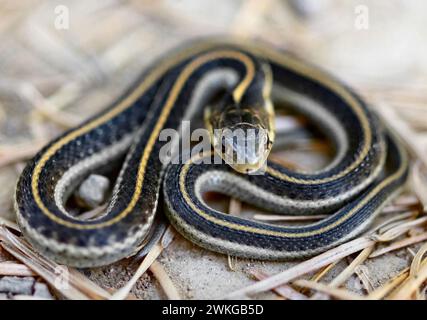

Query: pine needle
left=0, top=216, right=20, bottom=231
left=310, top=246, right=374, bottom=300
left=110, top=226, right=175, bottom=300
left=370, top=233, right=427, bottom=258
left=0, top=261, right=36, bottom=276
left=368, top=268, right=409, bottom=300
left=389, top=257, right=427, bottom=299
left=224, top=237, right=375, bottom=299
left=250, top=269, right=308, bottom=300
left=149, top=260, right=181, bottom=300
left=293, top=279, right=365, bottom=300
left=225, top=213, right=426, bottom=299
left=0, top=225, right=111, bottom=300
left=338, top=247, right=374, bottom=285
left=409, top=242, right=427, bottom=278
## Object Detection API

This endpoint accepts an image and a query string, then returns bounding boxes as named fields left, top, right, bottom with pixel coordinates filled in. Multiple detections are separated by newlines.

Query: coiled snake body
left=15, top=39, right=408, bottom=267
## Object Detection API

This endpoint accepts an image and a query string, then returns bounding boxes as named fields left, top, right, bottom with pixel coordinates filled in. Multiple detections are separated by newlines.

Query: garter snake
left=15, top=38, right=409, bottom=267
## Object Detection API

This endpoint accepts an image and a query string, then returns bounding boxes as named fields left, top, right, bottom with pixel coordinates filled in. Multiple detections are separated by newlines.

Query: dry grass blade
left=371, top=211, right=416, bottom=235
left=373, top=216, right=427, bottom=242
left=311, top=262, right=337, bottom=283
left=111, top=244, right=163, bottom=300
left=390, top=257, right=427, bottom=299
left=228, top=198, right=242, bottom=217
left=388, top=258, right=427, bottom=299
left=0, top=242, right=90, bottom=299
left=225, top=212, right=425, bottom=298
left=370, top=232, right=427, bottom=258
left=355, top=265, right=374, bottom=293
left=149, top=260, right=181, bottom=300
left=381, top=204, right=420, bottom=214
left=0, top=226, right=111, bottom=300
left=368, top=254, right=427, bottom=299
left=0, top=216, right=20, bottom=231
left=224, top=237, right=375, bottom=299
left=300, top=261, right=338, bottom=297
left=0, top=261, right=36, bottom=276
left=227, top=255, right=237, bottom=271
left=78, top=203, right=108, bottom=220
left=293, top=279, right=365, bottom=300
left=250, top=269, right=308, bottom=300
left=409, top=242, right=427, bottom=277
left=394, top=195, right=420, bottom=207
left=368, top=268, right=409, bottom=300
left=67, top=268, right=113, bottom=300
left=310, top=246, right=374, bottom=300
left=417, top=286, right=427, bottom=300
left=110, top=226, right=175, bottom=300
left=0, top=141, right=46, bottom=168
left=332, top=246, right=374, bottom=288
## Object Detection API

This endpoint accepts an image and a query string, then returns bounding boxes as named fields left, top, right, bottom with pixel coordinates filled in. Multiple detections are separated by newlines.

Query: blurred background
left=1, top=0, right=427, bottom=300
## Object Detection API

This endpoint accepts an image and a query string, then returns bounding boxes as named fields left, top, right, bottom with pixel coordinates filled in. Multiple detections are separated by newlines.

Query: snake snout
left=216, top=122, right=272, bottom=174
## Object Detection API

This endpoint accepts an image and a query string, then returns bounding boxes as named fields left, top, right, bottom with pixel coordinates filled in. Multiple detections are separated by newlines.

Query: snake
left=14, top=38, right=409, bottom=267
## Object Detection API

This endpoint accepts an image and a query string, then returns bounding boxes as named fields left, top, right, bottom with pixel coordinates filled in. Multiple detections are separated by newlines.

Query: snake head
left=206, top=94, right=275, bottom=174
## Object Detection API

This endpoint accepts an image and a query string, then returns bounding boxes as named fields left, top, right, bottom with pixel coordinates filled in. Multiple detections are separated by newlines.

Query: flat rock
left=0, top=276, right=34, bottom=295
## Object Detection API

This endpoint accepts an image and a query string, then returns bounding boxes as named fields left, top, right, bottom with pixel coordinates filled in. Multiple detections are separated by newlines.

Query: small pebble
left=0, top=276, right=34, bottom=295
left=75, top=174, right=110, bottom=209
